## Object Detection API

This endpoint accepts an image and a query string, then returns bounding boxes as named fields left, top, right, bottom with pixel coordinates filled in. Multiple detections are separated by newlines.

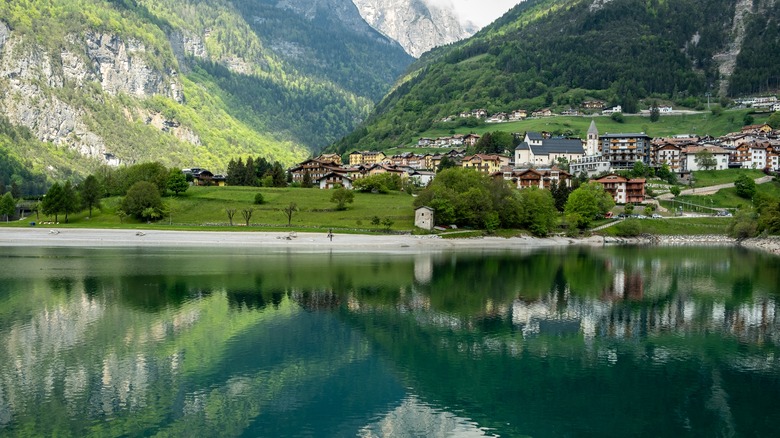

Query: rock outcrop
left=352, top=0, right=474, bottom=57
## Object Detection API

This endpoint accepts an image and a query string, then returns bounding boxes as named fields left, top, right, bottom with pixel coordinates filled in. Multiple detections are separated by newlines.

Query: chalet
left=289, top=159, right=341, bottom=184
left=366, top=163, right=408, bottom=179
left=317, top=154, right=342, bottom=165
left=463, top=133, right=481, bottom=147
left=741, top=124, right=773, bottom=134
left=531, top=108, right=553, bottom=117
left=190, top=169, right=227, bottom=187
left=659, top=106, right=673, bottom=113
left=316, top=171, right=353, bottom=190
left=486, top=113, right=508, bottom=123
left=509, top=109, right=527, bottom=120
left=602, top=105, right=623, bottom=115
left=772, top=103, right=780, bottom=112
left=510, top=167, right=573, bottom=190
left=561, top=108, right=579, bottom=116
left=592, top=174, right=645, bottom=204
left=583, top=100, right=605, bottom=110
left=408, top=170, right=436, bottom=186
left=418, top=137, right=434, bottom=147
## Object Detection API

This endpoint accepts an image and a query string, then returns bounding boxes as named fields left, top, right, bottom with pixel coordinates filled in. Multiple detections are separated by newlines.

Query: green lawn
left=14, top=186, right=416, bottom=232
left=691, top=169, right=766, bottom=187
left=599, top=217, right=731, bottom=236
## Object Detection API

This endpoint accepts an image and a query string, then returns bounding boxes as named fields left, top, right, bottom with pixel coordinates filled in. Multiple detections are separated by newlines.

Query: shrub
left=614, top=219, right=643, bottom=237
left=254, top=192, right=265, bottom=205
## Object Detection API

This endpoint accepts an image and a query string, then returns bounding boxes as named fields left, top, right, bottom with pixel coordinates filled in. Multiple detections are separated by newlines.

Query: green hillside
left=330, top=0, right=780, bottom=153
left=0, top=0, right=412, bottom=191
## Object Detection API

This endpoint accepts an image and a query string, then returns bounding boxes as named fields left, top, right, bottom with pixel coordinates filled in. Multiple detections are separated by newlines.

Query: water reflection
left=0, top=246, right=778, bottom=436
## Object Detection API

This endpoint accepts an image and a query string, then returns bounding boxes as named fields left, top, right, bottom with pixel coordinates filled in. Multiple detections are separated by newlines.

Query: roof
left=526, top=132, right=545, bottom=141
left=535, top=138, right=584, bottom=154
left=600, top=133, right=652, bottom=139
left=588, top=120, right=598, bottom=135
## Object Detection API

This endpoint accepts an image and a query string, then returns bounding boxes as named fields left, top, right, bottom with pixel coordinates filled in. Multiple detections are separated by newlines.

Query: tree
left=437, top=156, right=457, bottom=172
left=121, top=181, right=164, bottom=221
left=241, top=208, right=254, bottom=226
left=695, top=149, right=717, bottom=171
left=167, top=169, right=189, bottom=195
left=670, top=186, right=681, bottom=197
left=611, top=112, right=624, bottom=123
left=649, top=104, right=660, bottom=122
left=734, top=174, right=757, bottom=199
left=352, top=173, right=402, bottom=193
left=564, top=182, right=615, bottom=230
left=624, top=203, right=635, bottom=215
left=254, top=192, right=265, bottom=204
left=517, top=187, right=557, bottom=237
left=41, top=182, right=65, bottom=223
left=330, top=187, right=354, bottom=210
left=743, top=114, right=754, bottom=126
left=80, top=175, right=102, bottom=217
left=381, top=217, right=394, bottom=231
left=0, top=192, right=15, bottom=222
left=61, top=181, right=79, bottom=223
left=281, top=202, right=297, bottom=226
left=226, top=208, right=237, bottom=226
left=768, top=111, right=780, bottom=129
left=302, top=170, right=313, bottom=188
left=727, top=207, right=758, bottom=239
left=270, top=162, right=287, bottom=187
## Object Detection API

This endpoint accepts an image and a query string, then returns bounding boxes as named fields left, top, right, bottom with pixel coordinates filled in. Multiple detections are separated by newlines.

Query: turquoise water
left=0, top=245, right=778, bottom=437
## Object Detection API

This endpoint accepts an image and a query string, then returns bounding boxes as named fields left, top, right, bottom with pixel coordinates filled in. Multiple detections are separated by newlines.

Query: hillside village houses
left=278, top=97, right=779, bottom=205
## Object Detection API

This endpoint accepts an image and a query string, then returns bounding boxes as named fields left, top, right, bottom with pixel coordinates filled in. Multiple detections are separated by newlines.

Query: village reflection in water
left=0, top=246, right=778, bottom=437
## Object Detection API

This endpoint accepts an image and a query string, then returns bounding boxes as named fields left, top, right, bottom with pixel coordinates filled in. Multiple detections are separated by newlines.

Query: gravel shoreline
left=1, top=228, right=778, bottom=256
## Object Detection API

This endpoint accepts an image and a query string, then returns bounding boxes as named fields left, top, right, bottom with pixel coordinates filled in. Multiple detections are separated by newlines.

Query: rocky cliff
left=352, top=0, right=474, bottom=57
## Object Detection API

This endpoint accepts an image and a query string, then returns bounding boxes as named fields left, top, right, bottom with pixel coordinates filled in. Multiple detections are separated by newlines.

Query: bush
left=254, top=192, right=265, bottom=205
left=614, top=219, right=643, bottom=237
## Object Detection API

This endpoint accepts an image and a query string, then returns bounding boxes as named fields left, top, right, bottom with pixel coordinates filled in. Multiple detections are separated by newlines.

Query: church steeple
left=586, top=120, right=599, bottom=156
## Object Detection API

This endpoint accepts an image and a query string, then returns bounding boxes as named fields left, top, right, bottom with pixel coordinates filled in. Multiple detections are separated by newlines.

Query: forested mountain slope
left=330, top=0, right=780, bottom=153
left=0, top=0, right=412, bottom=188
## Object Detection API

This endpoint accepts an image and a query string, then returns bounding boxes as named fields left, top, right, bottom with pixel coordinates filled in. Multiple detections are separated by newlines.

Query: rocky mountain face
left=0, top=0, right=412, bottom=183
left=352, top=0, right=474, bottom=57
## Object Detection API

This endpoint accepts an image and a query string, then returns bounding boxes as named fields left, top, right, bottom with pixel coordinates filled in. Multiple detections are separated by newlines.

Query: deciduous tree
left=330, top=187, right=354, bottom=210
left=121, top=181, right=164, bottom=221
left=564, top=182, right=615, bottom=230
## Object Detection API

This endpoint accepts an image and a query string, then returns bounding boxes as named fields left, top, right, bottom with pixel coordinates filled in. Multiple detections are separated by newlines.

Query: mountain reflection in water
left=0, top=246, right=778, bottom=437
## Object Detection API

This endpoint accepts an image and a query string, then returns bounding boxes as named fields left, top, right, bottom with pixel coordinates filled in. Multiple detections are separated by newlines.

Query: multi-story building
left=461, top=154, right=504, bottom=174
left=600, top=133, right=652, bottom=169
left=349, top=151, right=387, bottom=166
left=592, top=174, right=646, bottom=204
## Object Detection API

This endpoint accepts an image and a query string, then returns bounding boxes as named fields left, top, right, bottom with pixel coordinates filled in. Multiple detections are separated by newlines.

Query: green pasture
left=15, top=186, right=416, bottom=232
left=690, top=169, right=766, bottom=187
left=599, top=217, right=731, bottom=236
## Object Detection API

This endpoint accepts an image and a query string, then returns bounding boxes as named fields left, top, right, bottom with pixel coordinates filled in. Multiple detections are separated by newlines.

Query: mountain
left=330, top=0, right=780, bottom=153
left=0, top=0, right=413, bottom=190
left=352, top=0, right=475, bottom=57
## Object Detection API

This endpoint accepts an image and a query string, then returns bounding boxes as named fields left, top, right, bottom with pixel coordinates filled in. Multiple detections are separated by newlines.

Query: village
left=272, top=113, right=780, bottom=207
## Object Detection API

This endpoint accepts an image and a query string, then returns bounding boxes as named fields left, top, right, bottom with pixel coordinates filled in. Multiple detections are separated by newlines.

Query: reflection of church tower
left=586, top=120, right=599, bottom=156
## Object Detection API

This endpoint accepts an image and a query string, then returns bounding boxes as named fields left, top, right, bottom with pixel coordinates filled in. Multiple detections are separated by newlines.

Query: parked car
left=651, top=214, right=663, bottom=219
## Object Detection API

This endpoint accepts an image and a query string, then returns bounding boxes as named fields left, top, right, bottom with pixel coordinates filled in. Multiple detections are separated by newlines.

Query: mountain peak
left=352, top=0, right=474, bottom=57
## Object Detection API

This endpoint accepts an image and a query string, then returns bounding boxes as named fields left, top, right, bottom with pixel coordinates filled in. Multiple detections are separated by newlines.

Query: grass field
left=15, top=186, right=416, bottom=232
left=599, top=217, right=731, bottom=236
left=691, top=169, right=766, bottom=187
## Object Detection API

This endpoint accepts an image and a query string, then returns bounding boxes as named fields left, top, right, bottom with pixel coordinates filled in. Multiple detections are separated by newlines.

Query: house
left=417, top=137, right=434, bottom=147
left=509, top=109, right=527, bottom=120
left=602, top=105, right=623, bottom=115
left=316, top=171, right=353, bottom=189
left=461, top=154, right=504, bottom=174
left=771, top=103, right=780, bottom=112
left=349, top=151, right=387, bottom=166
left=408, top=170, right=436, bottom=186
left=317, top=154, right=342, bottom=165
left=415, top=206, right=435, bottom=231
left=531, top=108, right=553, bottom=117
left=514, top=132, right=585, bottom=167
left=583, top=100, right=605, bottom=110
left=510, top=167, right=573, bottom=190
left=289, top=159, right=342, bottom=184
left=659, top=106, right=673, bottom=113
left=741, top=124, right=772, bottom=134
left=592, top=174, right=645, bottom=204
left=366, top=163, right=408, bottom=179
left=188, top=169, right=227, bottom=186
left=561, top=108, right=579, bottom=116
left=599, top=132, right=653, bottom=169
left=486, top=112, right=508, bottom=123
left=463, top=134, right=481, bottom=147
left=680, top=145, right=730, bottom=171
left=569, top=155, right=612, bottom=178
left=652, top=143, right=682, bottom=172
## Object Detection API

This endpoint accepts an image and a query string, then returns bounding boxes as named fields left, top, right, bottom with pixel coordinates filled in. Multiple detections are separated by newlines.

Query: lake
left=0, top=245, right=778, bottom=437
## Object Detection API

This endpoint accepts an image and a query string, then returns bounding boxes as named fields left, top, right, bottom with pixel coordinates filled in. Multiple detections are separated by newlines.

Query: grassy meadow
left=14, top=186, right=416, bottom=233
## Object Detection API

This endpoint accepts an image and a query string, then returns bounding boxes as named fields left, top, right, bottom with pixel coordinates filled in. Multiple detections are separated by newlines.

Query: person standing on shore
left=327, top=229, right=333, bottom=241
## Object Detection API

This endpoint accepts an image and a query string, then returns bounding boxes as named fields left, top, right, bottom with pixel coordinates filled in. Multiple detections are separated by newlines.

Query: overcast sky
left=427, top=0, right=523, bottom=28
